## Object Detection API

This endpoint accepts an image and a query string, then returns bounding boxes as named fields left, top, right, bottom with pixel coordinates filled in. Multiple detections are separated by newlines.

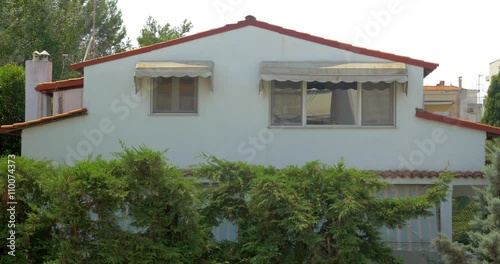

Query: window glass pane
left=306, top=82, right=357, bottom=125
left=271, top=81, right=302, bottom=125
left=179, top=77, right=196, bottom=112
left=153, top=77, right=172, bottom=113
left=362, top=82, right=394, bottom=126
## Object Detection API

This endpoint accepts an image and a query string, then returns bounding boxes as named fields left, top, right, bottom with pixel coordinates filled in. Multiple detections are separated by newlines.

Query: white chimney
left=39, top=50, right=50, bottom=61
left=25, top=50, right=52, bottom=121
left=32, top=51, right=40, bottom=61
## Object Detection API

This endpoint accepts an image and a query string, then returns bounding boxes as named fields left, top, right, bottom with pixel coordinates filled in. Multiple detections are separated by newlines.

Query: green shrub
left=0, top=148, right=451, bottom=264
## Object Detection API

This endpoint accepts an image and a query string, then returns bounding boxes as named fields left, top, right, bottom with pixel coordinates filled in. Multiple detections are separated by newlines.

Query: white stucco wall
left=53, top=88, right=83, bottom=114
left=21, top=26, right=487, bottom=171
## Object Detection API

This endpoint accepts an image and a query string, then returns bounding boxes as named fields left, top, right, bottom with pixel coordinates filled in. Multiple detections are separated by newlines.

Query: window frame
left=269, top=81, right=397, bottom=128
left=150, top=76, right=199, bottom=115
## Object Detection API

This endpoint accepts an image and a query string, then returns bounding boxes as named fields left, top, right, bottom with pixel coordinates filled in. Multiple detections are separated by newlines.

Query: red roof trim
left=415, top=109, right=500, bottom=136
left=0, top=108, right=88, bottom=136
left=69, top=19, right=438, bottom=75
left=36, top=77, right=83, bottom=94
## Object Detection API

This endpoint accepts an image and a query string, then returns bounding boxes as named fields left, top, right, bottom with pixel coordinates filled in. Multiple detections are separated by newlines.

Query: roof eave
left=0, top=108, right=88, bottom=136
left=415, top=108, right=500, bottom=136
left=36, top=78, right=84, bottom=93
left=68, top=19, right=438, bottom=75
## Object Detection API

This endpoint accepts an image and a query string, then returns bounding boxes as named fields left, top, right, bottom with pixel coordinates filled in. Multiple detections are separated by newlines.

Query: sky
left=116, top=0, right=500, bottom=98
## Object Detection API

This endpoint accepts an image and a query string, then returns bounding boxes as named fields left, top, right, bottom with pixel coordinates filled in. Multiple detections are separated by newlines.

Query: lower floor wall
left=211, top=183, right=483, bottom=260
left=212, top=184, right=439, bottom=249
left=379, top=185, right=439, bottom=248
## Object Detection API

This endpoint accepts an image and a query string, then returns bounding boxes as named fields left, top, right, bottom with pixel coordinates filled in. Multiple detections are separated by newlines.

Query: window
left=152, top=77, right=197, bottom=113
left=362, top=82, right=394, bottom=126
left=306, top=82, right=357, bottom=125
left=271, top=81, right=395, bottom=127
left=271, top=81, right=302, bottom=125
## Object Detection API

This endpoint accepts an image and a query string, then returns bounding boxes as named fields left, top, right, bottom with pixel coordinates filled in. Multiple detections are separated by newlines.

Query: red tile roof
left=69, top=19, right=438, bottom=76
left=380, top=170, right=483, bottom=179
left=0, top=108, right=88, bottom=136
left=424, top=85, right=459, bottom=91
left=185, top=169, right=482, bottom=179
left=415, top=108, right=500, bottom=137
left=36, top=77, right=83, bottom=94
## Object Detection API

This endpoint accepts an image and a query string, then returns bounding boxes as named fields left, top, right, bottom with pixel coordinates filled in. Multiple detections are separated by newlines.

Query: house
left=424, top=81, right=460, bottom=118
left=465, top=88, right=484, bottom=122
left=2, top=16, right=500, bottom=262
left=424, top=79, right=483, bottom=122
left=488, top=58, right=500, bottom=81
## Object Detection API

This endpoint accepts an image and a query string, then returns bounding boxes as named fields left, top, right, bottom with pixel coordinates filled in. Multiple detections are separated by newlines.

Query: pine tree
left=0, top=0, right=131, bottom=80
left=482, top=73, right=500, bottom=126
left=434, top=149, right=500, bottom=263
left=137, top=16, right=193, bottom=47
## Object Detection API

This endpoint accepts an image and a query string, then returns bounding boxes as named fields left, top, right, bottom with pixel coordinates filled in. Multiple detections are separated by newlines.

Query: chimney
left=245, top=15, right=256, bottom=21
left=25, top=50, right=52, bottom=121
left=437, top=80, right=445, bottom=86
left=458, top=76, right=462, bottom=89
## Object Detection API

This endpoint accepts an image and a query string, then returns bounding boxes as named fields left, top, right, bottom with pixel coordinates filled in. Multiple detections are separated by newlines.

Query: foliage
left=0, top=145, right=208, bottom=263
left=0, top=147, right=453, bottom=263
left=482, top=73, right=500, bottom=126
left=0, top=0, right=131, bottom=80
left=137, top=16, right=193, bottom=47
left=194, top=156, right=452, bottom=264
left=434, top=150, right=500, bottom=263
left=0, top=0, right=84, bottom=80
left=486, top=137, right=500, bottom=164
left=452, top=196, right=478, bottom=244
left=0, top=64, right=24, bottom=155
left=80, top=0, right=132, bottom=60
left=0, top=156, right=57, bottom=264
left=111, top=144, right=209, bottom=263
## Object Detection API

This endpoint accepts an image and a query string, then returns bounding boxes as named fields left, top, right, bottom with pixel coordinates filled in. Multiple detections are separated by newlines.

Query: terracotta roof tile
left=69, top=19, right=438, bottom=76
left=424, top=85, right=459, bottom=91
left=379, top=170, right=483, bottom=179
left=186, top=168, right=482, bottom=179
left=0, top=108, right=87, bottom=135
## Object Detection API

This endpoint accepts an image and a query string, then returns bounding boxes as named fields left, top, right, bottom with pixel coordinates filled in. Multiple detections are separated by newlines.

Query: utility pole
left=478, top=74, right=484, bottom=104
left=92, top=0, right=96, bottom=59
left=478, top=74, right=482, bottom=91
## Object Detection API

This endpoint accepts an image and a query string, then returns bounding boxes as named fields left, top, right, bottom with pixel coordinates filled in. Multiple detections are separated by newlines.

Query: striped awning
left=260, top=61, right=408, bottom=83
left=134, top=61, right=214, bottom=92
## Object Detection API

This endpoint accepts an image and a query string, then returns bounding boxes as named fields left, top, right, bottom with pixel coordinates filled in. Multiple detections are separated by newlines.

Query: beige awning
left=134, top=61, right=214, bottom=92
left=135, top=61, right=213, bottom=78
left=260, top=61, right=408, bottom=83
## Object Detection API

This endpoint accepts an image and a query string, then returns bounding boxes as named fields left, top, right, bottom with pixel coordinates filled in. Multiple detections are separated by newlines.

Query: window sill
left=149, top=112, right=199, bottom=116
left=268, top=125, right=398, bottom=129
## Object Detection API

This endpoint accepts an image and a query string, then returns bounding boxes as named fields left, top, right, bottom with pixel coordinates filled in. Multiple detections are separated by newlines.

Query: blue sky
left=117, top=0, right=500, bottom=97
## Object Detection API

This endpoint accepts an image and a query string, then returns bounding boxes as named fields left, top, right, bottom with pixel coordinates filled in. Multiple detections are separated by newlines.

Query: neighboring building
left=488, top=58, right=500, bottom=81
left=424, top=79, right=483, bottom=122
left=465, top=88, right=483, bottom=122
left=2, top=17, right=499, bottom=263
left=424, top=81, right=459, bottom=118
